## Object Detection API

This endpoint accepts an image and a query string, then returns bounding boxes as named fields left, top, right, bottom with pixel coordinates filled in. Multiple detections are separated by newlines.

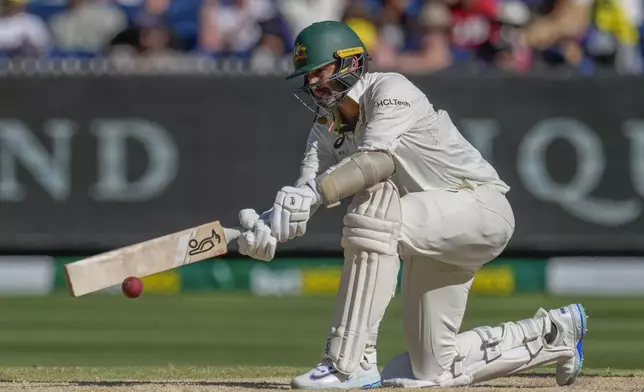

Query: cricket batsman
left=236, top=20, right=588, bottom=389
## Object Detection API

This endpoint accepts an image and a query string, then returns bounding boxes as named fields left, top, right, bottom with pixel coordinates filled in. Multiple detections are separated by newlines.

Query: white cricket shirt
left=295, top=72, right=510, bottom=197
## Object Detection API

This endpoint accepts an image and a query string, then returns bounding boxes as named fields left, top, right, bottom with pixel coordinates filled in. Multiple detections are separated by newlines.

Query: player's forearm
left=315, top=151, right=395, bottom=207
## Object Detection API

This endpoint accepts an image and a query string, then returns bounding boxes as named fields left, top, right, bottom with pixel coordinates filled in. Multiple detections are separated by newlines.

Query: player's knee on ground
left=449, top=306, right=581, bottom=386
left=384, top=305, right=582, bottom=387
left=325, top=180, right=402, bottom=375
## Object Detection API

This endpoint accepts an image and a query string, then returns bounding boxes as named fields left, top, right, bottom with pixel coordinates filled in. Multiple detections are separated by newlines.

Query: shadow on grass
left=505, top=373, right=553, bottom=378
left=469, top=372, right=593, bottom=389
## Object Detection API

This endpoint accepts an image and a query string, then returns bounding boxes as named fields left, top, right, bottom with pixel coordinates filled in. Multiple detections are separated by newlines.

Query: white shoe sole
left=557, top=303, right=588, bottom=385
left=291, top=379, right=381, bottom=390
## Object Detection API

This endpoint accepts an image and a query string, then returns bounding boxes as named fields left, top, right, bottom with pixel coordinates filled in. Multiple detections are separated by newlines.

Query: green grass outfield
left=0, top=293, right=641, bottom=371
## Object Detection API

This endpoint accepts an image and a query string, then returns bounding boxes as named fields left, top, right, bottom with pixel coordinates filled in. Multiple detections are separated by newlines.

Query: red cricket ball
left=122, top=276, right=143, bottom=298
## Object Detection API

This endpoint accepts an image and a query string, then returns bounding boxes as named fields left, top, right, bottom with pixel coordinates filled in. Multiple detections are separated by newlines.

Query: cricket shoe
left=549, top=303, right=588, bottom=386
left=290, top=360, right=381, bottom=390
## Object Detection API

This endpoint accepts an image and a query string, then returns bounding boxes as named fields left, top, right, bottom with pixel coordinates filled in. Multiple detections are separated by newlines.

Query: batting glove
left=237, top=209, right=277, bottom=262
left=270, top=185, right=317, bottom=242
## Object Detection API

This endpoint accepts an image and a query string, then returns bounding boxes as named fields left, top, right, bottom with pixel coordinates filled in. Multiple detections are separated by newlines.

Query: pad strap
left=517, top=318, right=547, bottom=356
left=473, top=326, right=502, bottom=362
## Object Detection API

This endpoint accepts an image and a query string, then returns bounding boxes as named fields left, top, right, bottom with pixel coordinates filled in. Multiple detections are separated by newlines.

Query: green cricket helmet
left=286, top=20, right=370, bottom=117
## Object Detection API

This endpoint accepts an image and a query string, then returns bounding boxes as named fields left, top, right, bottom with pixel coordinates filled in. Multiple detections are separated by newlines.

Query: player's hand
left=271, top=185, right=317, bottom=242
left=237, top=209, right=276, bottom=262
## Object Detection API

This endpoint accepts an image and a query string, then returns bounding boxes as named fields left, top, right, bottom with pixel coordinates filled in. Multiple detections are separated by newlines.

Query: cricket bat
left=64, top=221, right=242, bottom=297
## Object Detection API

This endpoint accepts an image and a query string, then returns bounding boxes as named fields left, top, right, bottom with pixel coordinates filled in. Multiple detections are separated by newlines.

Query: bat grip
left=223, top=226, right=243, bottom=242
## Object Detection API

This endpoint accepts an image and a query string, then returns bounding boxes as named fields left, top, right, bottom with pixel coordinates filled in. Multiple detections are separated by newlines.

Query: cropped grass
left=0, top=365, right=641, bottom=383
left=0, top=292, right=641, bottom=371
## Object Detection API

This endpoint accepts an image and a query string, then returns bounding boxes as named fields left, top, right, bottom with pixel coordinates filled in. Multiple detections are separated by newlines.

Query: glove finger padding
left=295, top=220, right=307, bottom=238
left=239, top=208, right=260, bottom=230
left=255, top=221, right=277, bottom=261
left=237, top=230, right=255, bottom=256
left=274, top=202, right=288, bottom=242
left=236, top=219, right=277, bottom=262
left=265, top=239, right=277, bottom=261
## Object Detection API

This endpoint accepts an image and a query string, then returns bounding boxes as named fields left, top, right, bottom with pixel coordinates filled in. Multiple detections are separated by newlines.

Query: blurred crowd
left=0, top=0, right=642, bottom=74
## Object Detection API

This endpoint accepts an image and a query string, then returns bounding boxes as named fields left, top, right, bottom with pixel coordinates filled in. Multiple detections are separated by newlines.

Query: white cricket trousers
left=396, top=184, right=515, bottom=381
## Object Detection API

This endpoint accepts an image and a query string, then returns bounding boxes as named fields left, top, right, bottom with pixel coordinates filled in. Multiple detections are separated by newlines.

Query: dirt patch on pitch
left=0, top=375, right=642, bottom=392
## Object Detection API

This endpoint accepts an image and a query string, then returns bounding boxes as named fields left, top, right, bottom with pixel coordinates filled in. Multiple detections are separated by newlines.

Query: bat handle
left=223, top=226, right=243, bottom=243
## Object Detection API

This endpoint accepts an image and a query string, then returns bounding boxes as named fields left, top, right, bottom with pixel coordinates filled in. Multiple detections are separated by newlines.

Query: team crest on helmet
left=293, top=43, right=307, bottom=61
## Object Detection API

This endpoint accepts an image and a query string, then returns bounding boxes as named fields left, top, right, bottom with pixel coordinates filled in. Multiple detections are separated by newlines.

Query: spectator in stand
left=0, top=0, right=51, bottom=57
left=369, top=0, right=453, bottom=72
left=519, top=0, right=595, bottom=72
left=48, top=0, right=128, bottom=54
left=107, top=11, right=184, bottom=58
left=365, top=0, right=531, bottom=73
left=341, top=1, right=382, bottom=59
left=198, top=0, right=279, bottom=56
left=517, top=0, right=643, bottom=74
left=0, top=0, right=635, bottom=73
left=581, top=0, right=641, bottom=74
left=370, top=0, right=422, bottom=64
left=276, top=0, right=347, bottom=36
left=249, top=17, right=291, bottom=73
left=433, top=0, right=531, bottom=72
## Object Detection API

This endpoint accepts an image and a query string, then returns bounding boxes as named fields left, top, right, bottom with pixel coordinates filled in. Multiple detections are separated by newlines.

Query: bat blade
left=64, top=221, right=239, bottom=297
